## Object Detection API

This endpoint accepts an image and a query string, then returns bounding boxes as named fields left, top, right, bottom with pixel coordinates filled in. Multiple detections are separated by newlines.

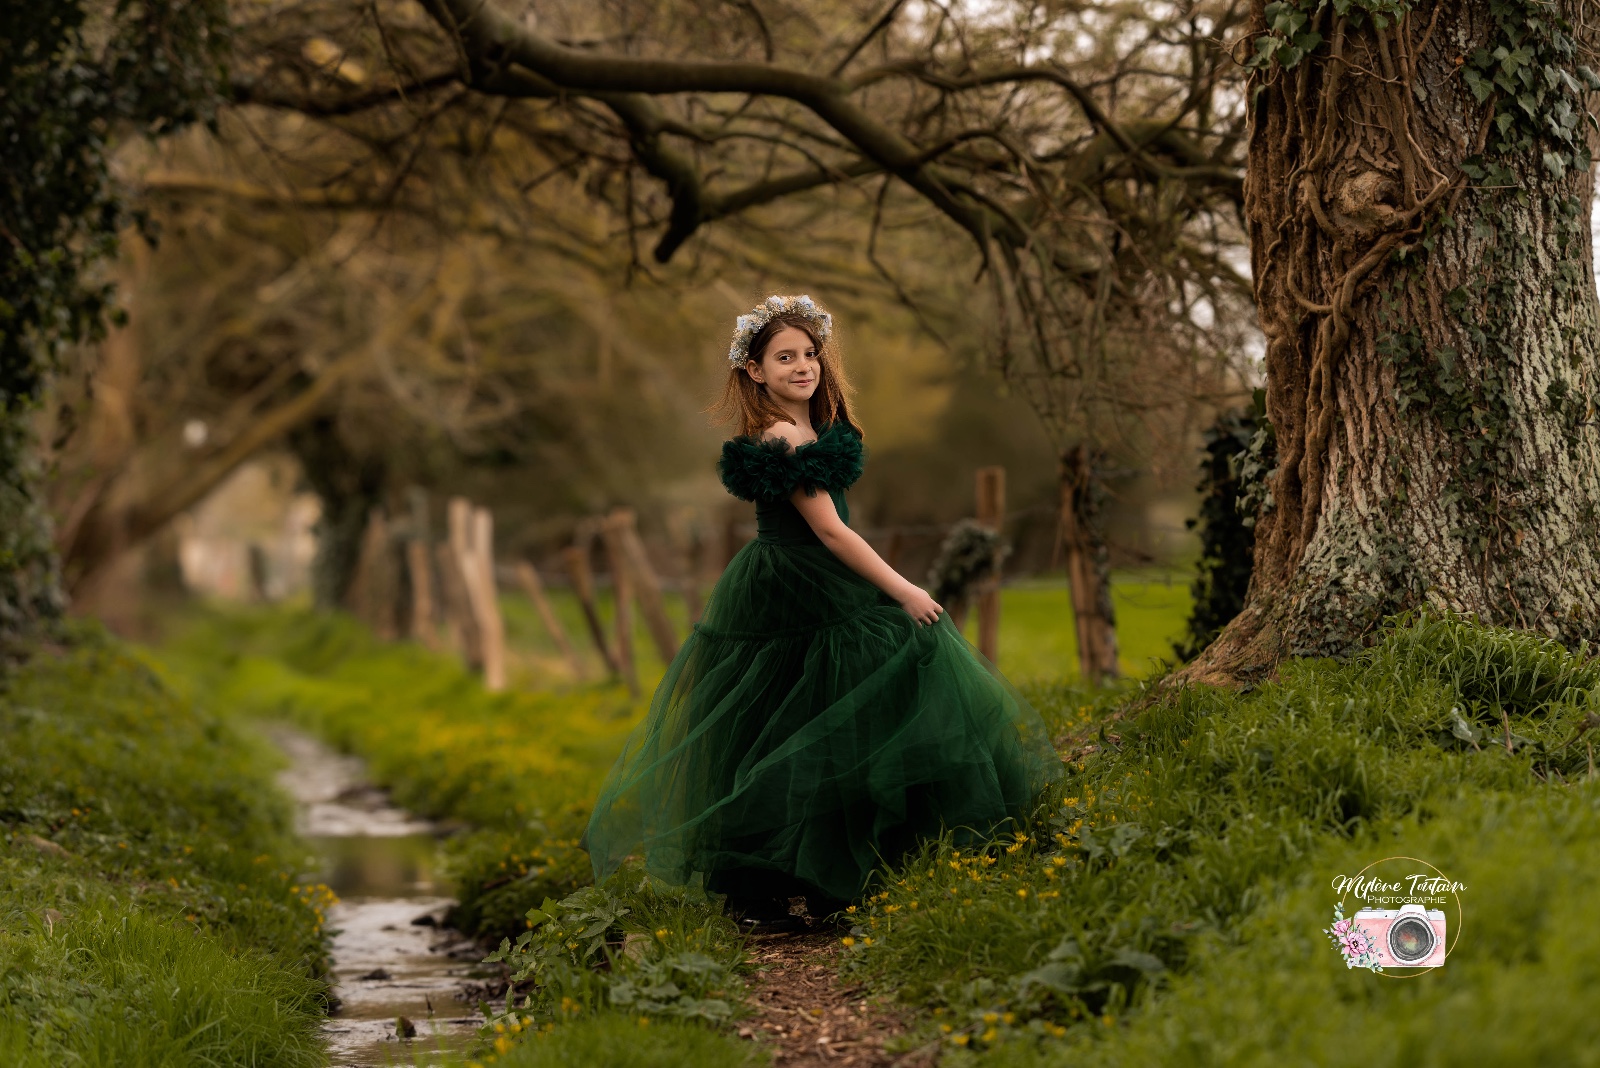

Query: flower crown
left=727, top=294, right=833, bottom=366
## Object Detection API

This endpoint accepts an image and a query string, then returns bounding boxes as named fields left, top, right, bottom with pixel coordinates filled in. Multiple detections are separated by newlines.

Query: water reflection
left=269, top=726, right=484, bottom=1067
left=312, top=833, right=442, bottom=899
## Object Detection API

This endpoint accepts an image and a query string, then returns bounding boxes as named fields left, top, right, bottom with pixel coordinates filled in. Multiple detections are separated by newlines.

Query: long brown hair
left=709, top=309, right=864, bottom=439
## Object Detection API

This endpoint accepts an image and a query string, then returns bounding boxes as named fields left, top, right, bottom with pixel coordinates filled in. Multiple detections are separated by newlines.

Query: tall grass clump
left=980, top=782, right=1600, bottom=1067
left=0, top=629, right=328, bottom=1067
left=841, top=613, right=1600, bottom=1059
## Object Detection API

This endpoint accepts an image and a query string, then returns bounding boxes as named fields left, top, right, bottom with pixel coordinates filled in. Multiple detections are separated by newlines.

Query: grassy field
left=960, top=574, right=1191, bottom=683
left=0, top=629, right=331, bottom=1067
left=848, top=615, right=1600, bottom=1064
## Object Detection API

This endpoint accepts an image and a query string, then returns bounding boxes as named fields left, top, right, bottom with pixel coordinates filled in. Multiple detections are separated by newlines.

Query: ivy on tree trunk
left=1193, top=0, right=1600, bottom=681
left=0, top=0, right=225, bottom=644
left=1057, top=444, right=1119, bottom=685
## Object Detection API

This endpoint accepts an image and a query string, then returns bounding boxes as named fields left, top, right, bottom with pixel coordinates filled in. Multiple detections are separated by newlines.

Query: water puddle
left=270, top=727, right=485, bottom=1067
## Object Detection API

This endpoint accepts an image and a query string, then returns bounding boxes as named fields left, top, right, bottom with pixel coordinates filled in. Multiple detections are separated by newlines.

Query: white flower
left=727, top=294, right=833, bottom=365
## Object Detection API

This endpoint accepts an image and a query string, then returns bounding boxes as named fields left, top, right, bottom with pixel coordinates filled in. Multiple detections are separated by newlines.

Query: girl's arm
left=790, top=487, right=943, bottom=625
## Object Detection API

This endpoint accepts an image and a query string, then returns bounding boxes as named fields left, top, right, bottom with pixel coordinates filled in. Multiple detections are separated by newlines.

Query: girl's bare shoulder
left=756, top=420, right=817, bottom=449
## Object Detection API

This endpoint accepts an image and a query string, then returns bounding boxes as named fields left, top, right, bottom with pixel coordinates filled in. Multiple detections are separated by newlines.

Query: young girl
left=584, top=294, right=1062, bottom=928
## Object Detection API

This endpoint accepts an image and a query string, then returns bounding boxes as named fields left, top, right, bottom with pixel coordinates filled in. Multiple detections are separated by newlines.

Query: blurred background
left=28, top=0, right=1267, bottom=686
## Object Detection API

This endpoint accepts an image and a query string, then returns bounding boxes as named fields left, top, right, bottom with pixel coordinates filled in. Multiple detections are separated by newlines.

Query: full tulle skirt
left=584, top=538, right=1063, bottom=904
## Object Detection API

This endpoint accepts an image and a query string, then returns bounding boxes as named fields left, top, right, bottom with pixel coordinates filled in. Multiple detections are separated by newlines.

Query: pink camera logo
left=1353, top=903, right=1447, bottom=967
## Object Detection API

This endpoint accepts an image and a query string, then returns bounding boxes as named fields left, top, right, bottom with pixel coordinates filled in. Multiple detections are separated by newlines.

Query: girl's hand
left=898, top=587, right=944, bottom=626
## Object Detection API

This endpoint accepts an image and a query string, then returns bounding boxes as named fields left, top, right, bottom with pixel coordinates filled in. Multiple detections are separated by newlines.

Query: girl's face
left=745, top=325, right=821, bottom=405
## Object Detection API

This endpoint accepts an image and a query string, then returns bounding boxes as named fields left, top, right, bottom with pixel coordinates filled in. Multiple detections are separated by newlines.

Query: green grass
left=153, top=605, right=766, bottom=1066
left=841, top=614, right=1600, bottom=1062
left=0, top=629, right=328, bottom=1067
left=155, top=606, right=647, bottom=940
left=148, top=592, right=1600, bottom=1065
left=958, top=575, right=1191, bottom=683
left=982, top=784, right=1600, bottom=1067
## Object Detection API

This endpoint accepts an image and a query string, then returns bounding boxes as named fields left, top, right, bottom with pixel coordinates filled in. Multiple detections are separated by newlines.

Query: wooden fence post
left=564, top=533, right=620, bottom=676
left=599, top=513, right=640, bottom=697
left=351, top=510, right=400, bottom=640
left=613, top=506, right=679, bottom=664
left=406, top=540, right=439, bottom=651
left=975, top=466, right=1006, bottom=664
left=434, top=540, right=480, bottom=666
left=515, top=560, right=586, bottom=681
left=442, top=497, right=505, bottom=689
left=469, top=506, right=507, bottom=692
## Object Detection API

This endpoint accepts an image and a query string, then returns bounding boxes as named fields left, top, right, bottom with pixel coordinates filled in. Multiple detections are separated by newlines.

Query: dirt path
left=738, top=931, right=938, bottom=1066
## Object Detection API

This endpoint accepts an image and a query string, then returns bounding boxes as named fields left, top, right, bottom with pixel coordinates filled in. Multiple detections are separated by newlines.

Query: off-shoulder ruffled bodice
left=717, top=421, right=865, bottom=503
left=717, top=421, right=865, bottom=546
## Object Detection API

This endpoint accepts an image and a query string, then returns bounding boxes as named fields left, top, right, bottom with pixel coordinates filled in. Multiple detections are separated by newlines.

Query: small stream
left=271, top=727, right=486, bottom=1067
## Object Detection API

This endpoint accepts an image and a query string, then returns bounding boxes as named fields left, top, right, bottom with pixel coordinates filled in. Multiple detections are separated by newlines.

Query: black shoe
left=736, top=913, right=807, bottom=935
left=726, top=895, right=803, bottom=934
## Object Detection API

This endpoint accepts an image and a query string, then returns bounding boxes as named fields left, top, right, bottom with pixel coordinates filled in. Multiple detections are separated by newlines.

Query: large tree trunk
left=1193, top=1, right=1600, bottom=682
left=0, top=409, right=63, bottom=646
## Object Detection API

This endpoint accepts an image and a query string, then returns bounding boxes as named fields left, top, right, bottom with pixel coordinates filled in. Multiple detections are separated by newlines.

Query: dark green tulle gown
left=584, top=420, right=1062, bottom=907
